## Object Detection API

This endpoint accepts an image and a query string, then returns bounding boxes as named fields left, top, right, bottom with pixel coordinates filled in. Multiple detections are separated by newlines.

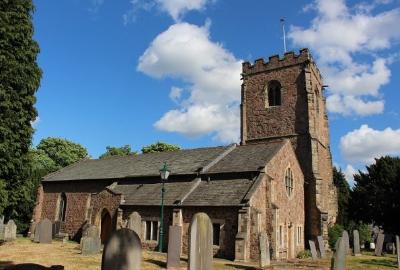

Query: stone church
left=31, top=49, right=337, bottom=262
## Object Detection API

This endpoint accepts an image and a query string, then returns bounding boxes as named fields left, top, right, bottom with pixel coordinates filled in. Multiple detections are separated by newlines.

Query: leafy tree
left=328, top=224, right=343, bottom=249
left=29, top=149, right=57, bottom=175
left=37, top=137, right=89, bottom=169
left=0, top=0, right=41, bottom=224
left=350, top=156, right=400, bottom=235
left=99, top=145, right=136, bottom=159
left=141, top=141, right=180, bottom=154
left=333, top=167, right=351, bottom=227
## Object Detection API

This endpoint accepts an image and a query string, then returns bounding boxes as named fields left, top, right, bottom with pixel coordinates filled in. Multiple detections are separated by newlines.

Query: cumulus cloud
left=289, top=0, right=400, bottom=116
left=340, top=124, right=400, bottom=164
left=343, top=164, right=357, bottom=185
left=138, top=22, right=242, bottom=143
left=123, top=0, right=215, bottom=24
left=31, top=116, right=40, bottom=128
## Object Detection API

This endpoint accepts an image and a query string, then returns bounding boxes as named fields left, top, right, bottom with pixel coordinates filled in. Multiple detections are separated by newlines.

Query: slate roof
left=43, top=146, right=229, bottom=182
left=114, top=177, right=256, bottom=206
left=206, top=141, right=285, bottom=173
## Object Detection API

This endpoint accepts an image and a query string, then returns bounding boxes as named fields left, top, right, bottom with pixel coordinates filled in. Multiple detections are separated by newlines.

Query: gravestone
left=375, top=233, right=385, bottom=256
left=259, top=232, right=271, bottom=267
left=167, top=225, right=182, bottom=269
left=0, top=216, right=4, bottom=240
left=4, top=219, right=17, bottom=241
left=34, top=224, right=40, bottom=243
left=81, top=235, right=101, bottom=255
left=309, top=240, right=318, bottom=260
left=188, top=212, right=213, bottom=270
left=81, top=225, right=99, bottom=248
left=317, top=235, right=326, bottom=258
left=396, top=235, right=399, bottom=269
left=37, top=218, right=52, bottom=244
left=101, top=228, right=141, bottom=270
left=127, top=212, right=142, bottom=237
left=332, top=237, right=346, bottom=270
left=353, top=230, right=361, bottom=256
left=342, top=230, right=350, bottom=255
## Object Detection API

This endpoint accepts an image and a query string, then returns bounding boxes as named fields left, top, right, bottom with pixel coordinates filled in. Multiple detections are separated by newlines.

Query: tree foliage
left=99, top=145, right=136, bottom=159
left=141, top=141, right=181, bottom=154
left=333, top=167, right=351, bottom=227
left=37, top=137, right=88, bottom=169
left=0, top=0, right=41, bottom=225
left=350, top=156, right=400, bottom=235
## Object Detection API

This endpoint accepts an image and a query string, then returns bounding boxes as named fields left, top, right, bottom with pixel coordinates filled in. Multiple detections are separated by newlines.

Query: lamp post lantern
left=158, top=162, right=170, bottom=252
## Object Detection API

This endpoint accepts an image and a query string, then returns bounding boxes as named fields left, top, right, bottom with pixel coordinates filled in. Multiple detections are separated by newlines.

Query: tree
left=350, top=156, right=400, bottom=235
left=333, top=167, right=351, bottom=227
left=37, top=137, right=89, bottom=169
left=141, top=141, right=180, bottom=154
left=99, top=145, right=136, bottom=159
left=0, top=0, right=41, bottom=225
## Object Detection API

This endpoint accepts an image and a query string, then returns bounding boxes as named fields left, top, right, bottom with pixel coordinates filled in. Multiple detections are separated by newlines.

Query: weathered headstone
left=127, top=212, right=142, bottom=237
left=375, top=233, right=385, bottom=256
left=317, top=235, right=326, bottom=258
left=167, top=225, right=182, bottom=269
left=87, top=225, right=99, bottom=238
left=395, top=235, right=400, bottom=269
left=309, top=240, right=318, bottom=260
left=332, top=237, right=346, bottom=270
left=4, top=220, right=17, bottom=241
left=81, top=235, right=101, bottom=255
left=101, top=228, right=141, bottom=270
left=34, top=224, right=40, bottom=243
left=0, top=216, right=4, bottom=240
left=259, top=232, right=271, bottom=267
left=353, top=230, right=361, bottom=256
left=188, top=212, right=213, bottom=270
left=37, top=218, right=52, bottom=244
left=342, top=230, right=350, bottom=255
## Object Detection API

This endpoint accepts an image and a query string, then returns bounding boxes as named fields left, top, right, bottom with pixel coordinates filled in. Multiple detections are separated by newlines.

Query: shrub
left=328, top=224, right=344, bottom=249
left=297, top=249, right=311, bottom=259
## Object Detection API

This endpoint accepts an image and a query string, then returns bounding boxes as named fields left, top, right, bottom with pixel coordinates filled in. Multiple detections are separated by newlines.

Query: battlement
left=242, top=48, right=322, bottom=79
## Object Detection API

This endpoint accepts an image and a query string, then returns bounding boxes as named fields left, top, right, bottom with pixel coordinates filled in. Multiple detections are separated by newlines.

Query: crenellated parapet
left=242, top=48, right=322, bottom=80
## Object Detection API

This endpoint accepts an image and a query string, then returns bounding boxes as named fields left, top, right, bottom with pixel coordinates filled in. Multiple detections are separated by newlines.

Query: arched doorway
left=100, top=209, right=112, bottom=244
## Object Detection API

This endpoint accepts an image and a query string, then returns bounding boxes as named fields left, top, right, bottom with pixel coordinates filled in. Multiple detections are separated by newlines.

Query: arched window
left=285, top=168, right=294, bottom=197
left=58, top=192, right=67, bottom=222
left=266, top=80, right=282, bottom=107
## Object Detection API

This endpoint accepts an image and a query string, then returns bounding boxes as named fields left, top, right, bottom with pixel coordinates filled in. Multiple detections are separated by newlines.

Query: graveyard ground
left=0, top=238, right=398, bottom=270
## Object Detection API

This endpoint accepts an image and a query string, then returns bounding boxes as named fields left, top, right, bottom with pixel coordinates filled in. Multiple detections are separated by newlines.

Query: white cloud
left=327, top=95, right=384, bottom=116
left=169, top=86, right=183, bottom=103
left=123, top=0, right=215, bottom=24
left=340, top=124, right=400, bottom=164
left=88, top=0, right=105, bottom=13
left=344, top=164, right=357, bottom=185
left=31, top=116, right=40, bottom=128
left=138, top=22, right=242, bottom=143
left=289, top=0, right=400, bottom=116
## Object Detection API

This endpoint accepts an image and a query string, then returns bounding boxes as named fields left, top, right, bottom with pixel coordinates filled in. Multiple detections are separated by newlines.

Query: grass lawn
left=0, top=238, right=398, bottom=270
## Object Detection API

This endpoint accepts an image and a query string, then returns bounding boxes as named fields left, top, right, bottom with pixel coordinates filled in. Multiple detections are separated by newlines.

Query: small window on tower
left=285, top=168, right=294, bottom=197
left=266, top=80, right=282, bottom=107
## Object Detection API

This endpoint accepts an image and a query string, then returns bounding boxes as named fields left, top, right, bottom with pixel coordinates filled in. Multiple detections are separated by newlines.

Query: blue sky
left=32, top=0, right=400, bottom=184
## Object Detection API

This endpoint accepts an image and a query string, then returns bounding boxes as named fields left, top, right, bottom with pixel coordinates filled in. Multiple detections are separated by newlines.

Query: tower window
left=57, top=192, right=67, bottom=222
left=266, top=80, right=282, bottom=107
left=285, top=168, right=294, bottom=197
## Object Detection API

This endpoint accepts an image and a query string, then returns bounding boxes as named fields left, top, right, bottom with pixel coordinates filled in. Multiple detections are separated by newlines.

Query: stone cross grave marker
left=167, top=225, right=182, bottom=269
left=396, top=235, right=399, bottom=269
left=375, top=233, right=385, bottom=256
left=317, top=235, right=326, bottom=258
left=4, top=219, right=17, bottom=241
left=101, top=228, right=141, bottom=270
left=127, top=212, right=142, bottom=238
left=37, top=218, right=52, bottom=244
left=309, top=240, right=318, bottom=260
left=332, top=237, right=346, bottom=270
left=188, top=212, right=213, bottom=270
left=342, top=230, right=350, bottom=255
left=353, top=230, right=361, bottom=256
left=259, top=232, right=271, bottom=267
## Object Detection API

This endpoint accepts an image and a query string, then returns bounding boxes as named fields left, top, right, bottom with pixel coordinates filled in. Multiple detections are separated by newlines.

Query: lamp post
left=158, top=162, right=170, bottom=252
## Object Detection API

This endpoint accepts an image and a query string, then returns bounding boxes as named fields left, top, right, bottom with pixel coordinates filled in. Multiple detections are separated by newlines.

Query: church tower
left=240, top=49, right=338, bottom=242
